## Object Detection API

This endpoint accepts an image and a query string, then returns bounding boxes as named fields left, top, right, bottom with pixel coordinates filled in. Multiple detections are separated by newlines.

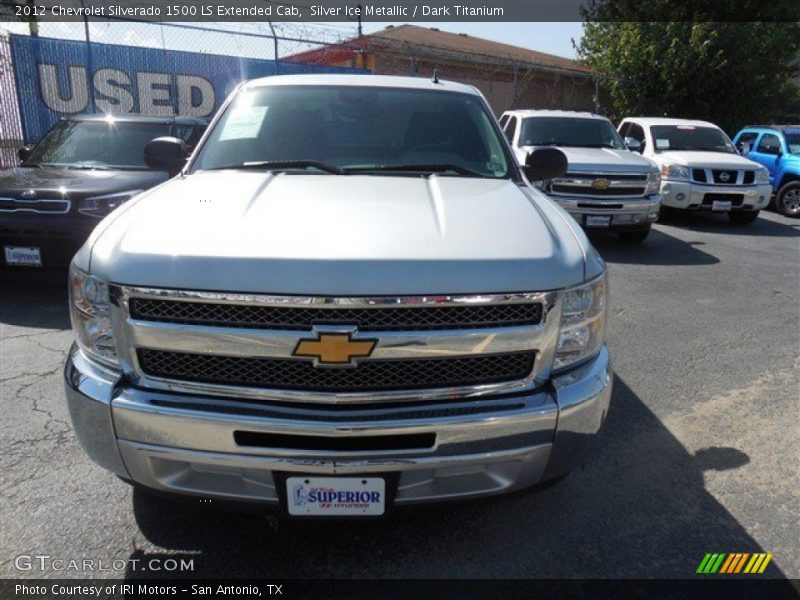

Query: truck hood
left=649, top=151, right=760, bottom=169
left=521, top=146, right=656, bottom=173
left=0, top=166, right=167, bottom=197
left=87, top=171, right=589, bottom=295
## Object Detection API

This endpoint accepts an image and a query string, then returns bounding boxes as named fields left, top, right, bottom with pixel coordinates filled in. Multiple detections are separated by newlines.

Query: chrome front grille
left=129, top=297, right=543, bottom=331
left=115, top=286, right=561, bottom=404
left=0, top=197, right=70, bottom=214
left=550, top=172, right=648, bottom=198
left=137, top=349, right=536, bottom=393
left=691, top=169, right=757, bottom=185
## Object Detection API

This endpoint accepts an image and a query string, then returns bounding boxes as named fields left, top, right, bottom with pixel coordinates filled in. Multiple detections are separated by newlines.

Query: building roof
left=285, top=24, right=591, bottom=76
left=371, top=25, right=590, bottom=74
left=623, top=117, right=721, bottom=129
left=245, top=73, right=479, bottom=95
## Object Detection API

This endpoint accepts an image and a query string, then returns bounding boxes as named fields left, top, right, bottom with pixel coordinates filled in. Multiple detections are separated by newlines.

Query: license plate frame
left=286, top=476, right=387, bottom=517
left=4, top=245, right=42, bottom=267
left=711, top=200, right=732, bottom=212
left=585, top=215, right=612, bottom=228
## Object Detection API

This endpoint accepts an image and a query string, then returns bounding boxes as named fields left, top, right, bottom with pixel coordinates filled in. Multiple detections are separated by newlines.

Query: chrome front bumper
left=660, top=182, right=772, bottom=210
left=550, top=195, right=661, bottom=227
left=64, top=344, right=612, bottom=507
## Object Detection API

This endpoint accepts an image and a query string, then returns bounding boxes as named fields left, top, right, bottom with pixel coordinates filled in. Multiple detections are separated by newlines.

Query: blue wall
left=10, top=35, right=365, bottom=142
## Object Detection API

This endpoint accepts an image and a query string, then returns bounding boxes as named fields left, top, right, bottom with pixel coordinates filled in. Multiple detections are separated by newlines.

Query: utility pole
left=78, top=0, right=95, bottom=113
left=357, top=4, right=362, bottom=37
left=24, top=0, right=38, bottom=36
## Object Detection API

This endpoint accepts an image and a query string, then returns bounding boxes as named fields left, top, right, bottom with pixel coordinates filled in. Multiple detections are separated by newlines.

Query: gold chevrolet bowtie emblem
left=592, top=178, right=611, bottom=190
left=293, top=333, right=377, bottom=365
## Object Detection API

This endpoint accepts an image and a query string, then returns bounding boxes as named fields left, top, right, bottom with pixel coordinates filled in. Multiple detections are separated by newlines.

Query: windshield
left=192, top=85, right=512, bottom=178
left=25, top=120, right=170, bottom=170
left=785, top=133, right=800, bottom=154
left=519, top=117, right=625, bottom=149
left=650, top=125, right=736, bottom=154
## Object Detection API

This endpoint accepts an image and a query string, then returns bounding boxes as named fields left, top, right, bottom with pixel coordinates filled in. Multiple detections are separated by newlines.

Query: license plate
left=712, top=200, right=732, bottom=212
left=586, top=215, right=611, bottom=227
left=4, top=246, right=42, bottom=267
left=287, top=476, right=386, bottom=516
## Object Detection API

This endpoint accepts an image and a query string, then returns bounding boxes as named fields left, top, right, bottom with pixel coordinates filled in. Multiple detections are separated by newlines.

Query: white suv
left=618, top=117, right=772, bottom=224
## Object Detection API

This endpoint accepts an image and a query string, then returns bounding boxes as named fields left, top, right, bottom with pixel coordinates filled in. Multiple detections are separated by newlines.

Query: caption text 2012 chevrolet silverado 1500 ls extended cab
left=64, top=75, right=612, bottom=517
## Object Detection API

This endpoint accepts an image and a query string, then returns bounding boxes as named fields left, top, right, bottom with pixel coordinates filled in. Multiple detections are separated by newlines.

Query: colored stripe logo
left=697, top=553, right=772, bottom=574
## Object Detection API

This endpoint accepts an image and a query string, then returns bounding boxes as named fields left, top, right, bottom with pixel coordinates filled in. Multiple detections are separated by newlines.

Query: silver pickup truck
left=500, top=110, right=661, bottom=242
left=64, top=75, right=612, bottom=517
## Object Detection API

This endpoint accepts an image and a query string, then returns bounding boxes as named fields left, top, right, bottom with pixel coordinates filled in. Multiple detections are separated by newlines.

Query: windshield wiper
left=344, top=163, right=488, bottom=178
left=205, top=160, right=344, bottom=175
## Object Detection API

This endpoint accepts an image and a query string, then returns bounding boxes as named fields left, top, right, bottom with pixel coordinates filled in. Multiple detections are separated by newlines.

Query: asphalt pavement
left=1, top=209, right=798, bottom=580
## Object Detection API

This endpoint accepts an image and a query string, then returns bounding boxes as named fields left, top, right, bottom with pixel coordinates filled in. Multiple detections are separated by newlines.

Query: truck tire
left=775, top=181, right=800, bottom=218
left=618, top=225, right=651, bottom=243
left=728, top=210, right=760, bottom=224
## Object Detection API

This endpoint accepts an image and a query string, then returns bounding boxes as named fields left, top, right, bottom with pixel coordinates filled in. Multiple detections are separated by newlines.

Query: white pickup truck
left=618, top=117, right=772, bottom=224
left=500, top=110, right=661, bottom=242
left=64, top=75, right=612, bottom=518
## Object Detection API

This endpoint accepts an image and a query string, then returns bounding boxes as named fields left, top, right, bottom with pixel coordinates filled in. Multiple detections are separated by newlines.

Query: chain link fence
left=0, top=19, right=602, bottom=168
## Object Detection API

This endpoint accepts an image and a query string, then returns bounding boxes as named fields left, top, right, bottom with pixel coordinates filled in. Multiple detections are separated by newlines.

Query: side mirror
left=523, top=148, right=568, bottom=182
left=624, top=137, right=642, bottom=152
left=736, top=142, right=751, bottom=155
left=18, top=146, right=33, bottom=163
left=144, top=136, right=188, bottom=175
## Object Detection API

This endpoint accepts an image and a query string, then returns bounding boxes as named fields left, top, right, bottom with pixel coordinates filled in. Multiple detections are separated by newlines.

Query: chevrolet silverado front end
left=64, top=75, right=612, bottom=517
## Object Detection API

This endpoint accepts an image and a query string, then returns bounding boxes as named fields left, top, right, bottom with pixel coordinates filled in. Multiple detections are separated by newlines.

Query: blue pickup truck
left=732, top=125, right=800, bottom=217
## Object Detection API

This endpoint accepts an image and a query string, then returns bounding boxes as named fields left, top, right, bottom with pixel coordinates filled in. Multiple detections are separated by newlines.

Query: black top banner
left=1, top=0, right=798, bottom=23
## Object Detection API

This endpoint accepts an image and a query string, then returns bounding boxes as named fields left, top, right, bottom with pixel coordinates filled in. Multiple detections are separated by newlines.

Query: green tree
left=577, top=21, right=800, bottom=134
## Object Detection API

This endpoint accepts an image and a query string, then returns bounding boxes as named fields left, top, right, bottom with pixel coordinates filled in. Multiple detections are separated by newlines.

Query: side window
left=173, top=124, right=206, bottom=149
left=628, top=124, right=645, bottom=143
left=735, top=132, right=758, bottom=153
left=619, top=122, right=631, bottom=137
left=503, top=117, right=518, bottom=143
left=627, top=123, right=646, bottom=152
left=756, top=133, right=781, bottom=155
left=499, top=114, right=509, bottom=128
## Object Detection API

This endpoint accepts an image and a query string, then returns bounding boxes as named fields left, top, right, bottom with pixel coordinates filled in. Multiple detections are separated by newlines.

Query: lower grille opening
left=233, top=431, right=436, bottom=451
left=577, top=202, right=624, bottom=209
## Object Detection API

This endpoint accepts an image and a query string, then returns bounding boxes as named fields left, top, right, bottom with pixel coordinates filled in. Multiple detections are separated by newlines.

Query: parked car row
left=500, top=110, right=786, bottom=241
left=1, top=94, right=796, bottom=269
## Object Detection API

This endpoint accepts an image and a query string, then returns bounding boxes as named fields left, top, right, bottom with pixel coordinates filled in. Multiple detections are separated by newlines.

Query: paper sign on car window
left=219, top=106, right=268, bottom=141
left=655, top=139, right=670, bottom=149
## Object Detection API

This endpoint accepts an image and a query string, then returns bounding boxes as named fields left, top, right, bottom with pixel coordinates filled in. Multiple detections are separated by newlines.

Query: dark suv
left=1, top=114, right=206, bottom=268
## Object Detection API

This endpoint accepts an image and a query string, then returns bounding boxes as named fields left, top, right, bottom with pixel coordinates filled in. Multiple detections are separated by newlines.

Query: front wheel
left=618, top=225, right=651, bottom=243
left=728, top=210, right=759, bottom=224
left=775, top=181, right=800, bottom=218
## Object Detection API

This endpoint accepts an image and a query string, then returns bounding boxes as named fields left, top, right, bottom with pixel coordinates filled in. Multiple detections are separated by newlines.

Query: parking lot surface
left=1, top=210, right=798, bottom=579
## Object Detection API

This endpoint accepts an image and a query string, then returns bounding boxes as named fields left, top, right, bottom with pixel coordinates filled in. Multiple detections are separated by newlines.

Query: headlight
left=554, top=273, right=607, bottom=371
left=660, top=164, right=690, bottom=181
left=754, top=167, right=769, bottom=185
left=645, top=171, right=661, bottom=195
left=69, top=266, right=119, bottom=367
left=78, top=190, right=142, bottom=218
